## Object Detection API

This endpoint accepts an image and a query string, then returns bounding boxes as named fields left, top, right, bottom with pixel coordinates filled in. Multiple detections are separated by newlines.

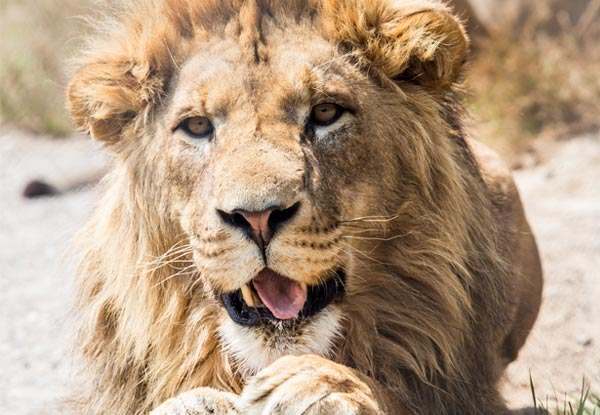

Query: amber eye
left=310, top=103, right=344, bottom=126
left=180, top=116, right=214, bottom=138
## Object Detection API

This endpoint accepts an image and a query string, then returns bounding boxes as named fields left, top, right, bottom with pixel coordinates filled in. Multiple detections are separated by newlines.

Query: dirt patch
left=0, top=128, right=105, bottom=415
left=502, top=134, right=600, bottom=409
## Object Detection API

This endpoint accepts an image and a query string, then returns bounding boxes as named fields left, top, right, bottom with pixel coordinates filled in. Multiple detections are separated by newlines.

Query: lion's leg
left=150, top=387, right=242, bottom=415
left=240, top=355, right=384, bottom=415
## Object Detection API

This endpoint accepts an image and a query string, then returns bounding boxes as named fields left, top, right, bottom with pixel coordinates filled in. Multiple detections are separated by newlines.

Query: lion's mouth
left=221, top=268, right=346, bottom=326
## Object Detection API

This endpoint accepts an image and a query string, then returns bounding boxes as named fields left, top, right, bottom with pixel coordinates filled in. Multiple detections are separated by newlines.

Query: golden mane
left=68, top=1, right=540, bottom=414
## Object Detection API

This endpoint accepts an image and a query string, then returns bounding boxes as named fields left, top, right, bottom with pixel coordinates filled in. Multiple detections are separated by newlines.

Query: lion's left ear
left=324, top=1, right=469, bottom=89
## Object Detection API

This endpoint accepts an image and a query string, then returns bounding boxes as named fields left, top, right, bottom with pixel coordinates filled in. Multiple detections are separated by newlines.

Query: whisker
left=144, top=242, right=193, bottom=268
left=151, top=236, right=189, bottom=257
left=338, top=214, right=400, bottom=224
left=339, top=241, right=394, bottom=266
left=340, top=232, right=411, bottom=242
left=143, top=239, right=195, bottom=267
left=152, top=266, right=200, bottom=288
left=336, top=226, right=380, bottom=234
left=152, top=243, right=195, bottom=260
left=141, top=250, right=194, bottom=275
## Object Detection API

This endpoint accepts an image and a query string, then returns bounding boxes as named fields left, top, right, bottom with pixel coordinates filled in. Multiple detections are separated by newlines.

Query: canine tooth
left=241, top=284, right=256, bottom=307
left=300, top=282, right=308, bottom=295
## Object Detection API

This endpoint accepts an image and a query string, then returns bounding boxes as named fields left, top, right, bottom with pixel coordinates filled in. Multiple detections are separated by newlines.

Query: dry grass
left=531, top=377, right=600, bottom=415
left=0, top=0, right=93, bottom=136
left=466, top=5, right=600, bottom=159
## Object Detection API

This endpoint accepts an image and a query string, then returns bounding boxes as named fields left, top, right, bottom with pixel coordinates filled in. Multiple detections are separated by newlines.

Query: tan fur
left=67, top=0, right=542, bottom=414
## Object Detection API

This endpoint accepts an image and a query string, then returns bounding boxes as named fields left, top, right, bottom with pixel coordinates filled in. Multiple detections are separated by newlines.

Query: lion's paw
left=241, top=355, right=383, bottom=415
left=150, top=387, right=242, bottom=415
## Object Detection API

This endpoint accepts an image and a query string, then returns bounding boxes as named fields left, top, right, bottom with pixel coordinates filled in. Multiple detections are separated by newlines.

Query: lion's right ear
left=324, top=0, right=469, bottom=90
left=67, top=60, right=164, bottom=143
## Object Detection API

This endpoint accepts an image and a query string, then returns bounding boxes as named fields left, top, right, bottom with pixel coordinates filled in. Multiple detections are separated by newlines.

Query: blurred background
left=0, top=0, right=599, bottom=414
left=1, top=0, right=599, bottom=158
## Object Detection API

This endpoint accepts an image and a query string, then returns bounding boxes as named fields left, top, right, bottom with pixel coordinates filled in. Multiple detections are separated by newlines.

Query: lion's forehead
left=170, top=26, right=348, bottom=123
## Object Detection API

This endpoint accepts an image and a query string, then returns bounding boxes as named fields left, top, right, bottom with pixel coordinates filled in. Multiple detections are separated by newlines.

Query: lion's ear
left=325, top=1, right=469, bottom=89
left=67, top=59, right=163, bottom=143
left=379, top=8, right=469, bottom=88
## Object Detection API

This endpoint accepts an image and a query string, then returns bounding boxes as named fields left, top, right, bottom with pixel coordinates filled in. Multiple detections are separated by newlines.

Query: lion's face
left=161, top=27, right=399, bottom=372
left=68, top=0, right=469, bottom=376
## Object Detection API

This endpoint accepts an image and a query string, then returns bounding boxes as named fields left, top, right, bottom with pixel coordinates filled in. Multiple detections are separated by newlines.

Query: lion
left=66, top=0, right=543, bottom=414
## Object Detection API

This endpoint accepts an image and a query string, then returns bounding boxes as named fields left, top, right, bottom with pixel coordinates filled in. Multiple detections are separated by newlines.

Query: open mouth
left=221, top=268, right=346, bottom=326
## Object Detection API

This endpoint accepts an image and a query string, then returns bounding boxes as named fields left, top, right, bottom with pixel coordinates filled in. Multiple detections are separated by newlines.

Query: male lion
left=67, top=0, right=543, bottom=414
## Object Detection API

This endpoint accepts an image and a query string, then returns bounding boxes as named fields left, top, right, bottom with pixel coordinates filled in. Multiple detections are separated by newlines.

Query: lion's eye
left=310, top=103, right=344, bottom=126
left=179, top=116, right=214, bottom=138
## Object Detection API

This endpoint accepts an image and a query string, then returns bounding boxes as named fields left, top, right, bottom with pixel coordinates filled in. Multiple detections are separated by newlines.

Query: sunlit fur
left=67, top=0, right=543, bottom=414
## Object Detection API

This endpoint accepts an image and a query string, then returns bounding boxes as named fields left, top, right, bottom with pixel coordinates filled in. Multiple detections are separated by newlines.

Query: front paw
left=241, top=355, right=383, bottom=415
left=150, top=387, right=242, bottom=415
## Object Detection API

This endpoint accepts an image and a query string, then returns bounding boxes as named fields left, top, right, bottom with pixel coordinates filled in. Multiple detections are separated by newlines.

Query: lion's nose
left=218, top=202, right=301, bottom=250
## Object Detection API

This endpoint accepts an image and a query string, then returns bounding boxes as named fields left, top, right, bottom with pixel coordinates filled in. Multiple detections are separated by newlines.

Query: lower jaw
left=220, top=268, right=346, bottom=326
left=218, top=305, right=344, bottom=375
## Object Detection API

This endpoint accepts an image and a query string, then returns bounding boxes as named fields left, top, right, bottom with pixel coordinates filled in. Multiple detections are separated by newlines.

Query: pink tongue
left=252, top=269, right=307, bottom=320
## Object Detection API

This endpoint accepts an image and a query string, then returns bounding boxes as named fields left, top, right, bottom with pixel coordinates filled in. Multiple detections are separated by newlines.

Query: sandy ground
left=0, top=129, right=105, bottom=415
left=0, top=128, right=598, bottom=414
left=503, top=135, right=600, bottom=409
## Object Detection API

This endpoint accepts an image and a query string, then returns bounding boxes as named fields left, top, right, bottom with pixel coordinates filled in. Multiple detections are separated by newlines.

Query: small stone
left=22, top=179, right=59, bottom=198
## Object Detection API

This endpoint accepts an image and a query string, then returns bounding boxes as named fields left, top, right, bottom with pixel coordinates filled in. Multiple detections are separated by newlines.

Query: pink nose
left=217, top=203, right=301, bottom=251
left=237, top=209, right=275, bottom=249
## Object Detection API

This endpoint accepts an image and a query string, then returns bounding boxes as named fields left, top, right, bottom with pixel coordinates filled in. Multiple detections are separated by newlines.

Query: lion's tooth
left=241, top=284, right=256, bottom=307
left=300, top=282, right=308, bottom=295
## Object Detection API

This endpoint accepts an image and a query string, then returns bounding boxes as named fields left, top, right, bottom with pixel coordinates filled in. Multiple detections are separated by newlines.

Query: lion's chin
left=217, top=305, right=344, bottom=375
left=219, top=268, right=346, bottom=326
